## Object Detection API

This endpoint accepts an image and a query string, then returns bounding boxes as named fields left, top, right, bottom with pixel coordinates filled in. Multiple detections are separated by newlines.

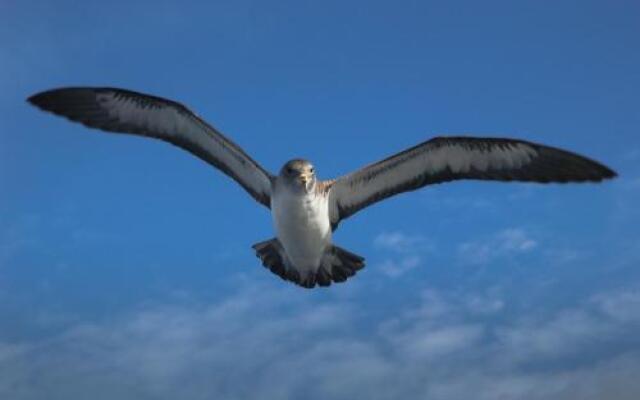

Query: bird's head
left=280, top=159, right=316, bottom=192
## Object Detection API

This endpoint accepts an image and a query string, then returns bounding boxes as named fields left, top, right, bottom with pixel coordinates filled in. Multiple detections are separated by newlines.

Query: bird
left=28, top=87, right=617, bottom=289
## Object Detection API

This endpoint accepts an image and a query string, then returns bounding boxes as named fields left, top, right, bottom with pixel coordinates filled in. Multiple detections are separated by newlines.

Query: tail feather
left=316, top=267, right=332, bottom=287
left=324, top=246, right=365, bottom=283
left=252, top=239, right=366, bottom=289
left=252, top=239, right=288, bottom=281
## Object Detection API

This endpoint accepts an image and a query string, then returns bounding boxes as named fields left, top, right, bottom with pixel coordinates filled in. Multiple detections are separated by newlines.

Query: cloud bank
left=2, top=281, right=639, bottom=400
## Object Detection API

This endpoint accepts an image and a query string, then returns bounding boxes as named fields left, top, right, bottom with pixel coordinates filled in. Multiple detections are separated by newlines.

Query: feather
left=28, top=87, right=273, bottom=207
left=328, top=136, right=616, bottom=227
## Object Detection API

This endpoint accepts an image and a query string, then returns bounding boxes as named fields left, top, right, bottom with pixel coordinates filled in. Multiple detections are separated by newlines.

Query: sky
left=1, top=0, right=639, bottom=398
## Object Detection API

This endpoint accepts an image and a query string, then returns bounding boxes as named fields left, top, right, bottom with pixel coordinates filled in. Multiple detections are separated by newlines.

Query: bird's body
left=28, top=87, right=617, bottom=288
left=271, top=176, right=332, bottom=277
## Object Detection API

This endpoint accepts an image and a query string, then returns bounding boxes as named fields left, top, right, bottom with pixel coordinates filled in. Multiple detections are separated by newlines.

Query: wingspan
left=328, top=136, right=616, bottom=228
left=28, top=87, right=274, bottom=207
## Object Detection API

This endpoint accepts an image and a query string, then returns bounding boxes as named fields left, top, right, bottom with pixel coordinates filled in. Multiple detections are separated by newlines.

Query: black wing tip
left=27, top=90, right=54, bottom=108
left=543, top=163, right=617, bottom=184
left=27, top=90, right=62, bottom=114
left=531, top=140, right=618, bottom=183
left=27, top=87, right=92, bottom=110
left=28, top=86, right=195, bottom=119
left=600, top=166, right=618, bottom=180
left=577, top=159, right=618, bottom=182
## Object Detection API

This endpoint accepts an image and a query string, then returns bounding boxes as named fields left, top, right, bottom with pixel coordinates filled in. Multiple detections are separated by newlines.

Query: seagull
left=28, top=87, right=617, bottom=288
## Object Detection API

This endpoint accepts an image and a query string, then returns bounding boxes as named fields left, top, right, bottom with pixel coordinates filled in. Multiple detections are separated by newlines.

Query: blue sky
left=1, top=0, right=639, bottom=398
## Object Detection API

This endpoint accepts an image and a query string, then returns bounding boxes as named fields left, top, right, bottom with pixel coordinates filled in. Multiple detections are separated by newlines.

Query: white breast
left=271, top=181, right=332, bottom=275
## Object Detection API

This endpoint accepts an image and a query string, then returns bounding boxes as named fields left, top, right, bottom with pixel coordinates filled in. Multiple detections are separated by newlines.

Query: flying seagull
left=28, top=87, right=617, bottom=288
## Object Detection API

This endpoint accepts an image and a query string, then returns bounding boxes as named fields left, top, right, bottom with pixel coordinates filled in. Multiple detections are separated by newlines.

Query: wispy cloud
left=374, top=231, right=433, bottom=254
left=378, top=255, right=422, bottom=278
left=457, top=227, right=538, bottom=266
left=1, top=282, right=639, bottom=400
left=373, top=231, right=434, bottom=278
left=592, top=288, right=640, bottom=324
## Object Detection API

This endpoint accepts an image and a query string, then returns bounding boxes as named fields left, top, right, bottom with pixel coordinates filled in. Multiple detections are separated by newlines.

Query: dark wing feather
left=28, top=87, right=273, bottom=207
left=328, top=136, right=616, bottom=227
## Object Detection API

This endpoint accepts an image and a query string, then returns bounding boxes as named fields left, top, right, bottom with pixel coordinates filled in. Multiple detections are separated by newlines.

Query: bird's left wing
left=327, top=136, right=616, bottom=228
left=28, top=87, right=273, bottom=207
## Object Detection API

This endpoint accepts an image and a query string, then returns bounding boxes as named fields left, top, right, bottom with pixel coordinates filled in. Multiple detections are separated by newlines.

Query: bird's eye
left=310, top=168, right=314, bottom=173
left=287, top=167, right=294, bottom=174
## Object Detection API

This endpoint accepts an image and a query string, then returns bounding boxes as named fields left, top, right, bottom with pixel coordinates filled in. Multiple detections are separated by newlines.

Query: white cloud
left=592, top=288, right=640, bottom=323
left=465, top=293, right=504, bottom=315
left=373, top=231, right=434, bottom=277
left=374, top=231, right=433, bottom=254
left=389, top=323, right=484, bottom=359
left=457, top=227, right=538, bottom=265
left=378, top=255, right=422, bottom=278
left=1, top=283, right=640, bottom=400
left=496, top=309, right=612, bottom=362
left=500, top=229, right=538, bottom=252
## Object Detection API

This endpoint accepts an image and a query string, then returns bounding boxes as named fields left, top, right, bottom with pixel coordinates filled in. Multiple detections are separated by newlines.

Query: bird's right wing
left=28, top=87, right=274, bottom=207
left=328, top=136, right=616, bottom=227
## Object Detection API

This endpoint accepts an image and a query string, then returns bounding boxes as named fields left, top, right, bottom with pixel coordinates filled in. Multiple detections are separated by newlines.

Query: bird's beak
left=299, top=173, right=312, bottom=184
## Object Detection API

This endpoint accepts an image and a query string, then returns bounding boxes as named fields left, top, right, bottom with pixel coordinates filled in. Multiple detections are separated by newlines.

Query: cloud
left=1, top=282, right=639, bottom=400
left=373, top=231, right=433, bottom=254
left=377, top=255, right=422, bottom=278
left=592, top=288, right=640, bottom=324
left=496, top=308, right=612, bottom=362
left=457, top=227, right=538, bottom=266
left=373, top=231, right=433, bottom=278
left=387, top=322, right=484, bottom=360
left=465, top=293, right=505, bottom=314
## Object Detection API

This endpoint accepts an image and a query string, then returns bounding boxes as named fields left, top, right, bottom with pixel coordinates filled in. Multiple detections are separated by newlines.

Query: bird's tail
left=252, top=239, right=365, bottom=289
left=252, top=238, right=291, bottom=282
left=318, top=245, right=366, bottom=287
